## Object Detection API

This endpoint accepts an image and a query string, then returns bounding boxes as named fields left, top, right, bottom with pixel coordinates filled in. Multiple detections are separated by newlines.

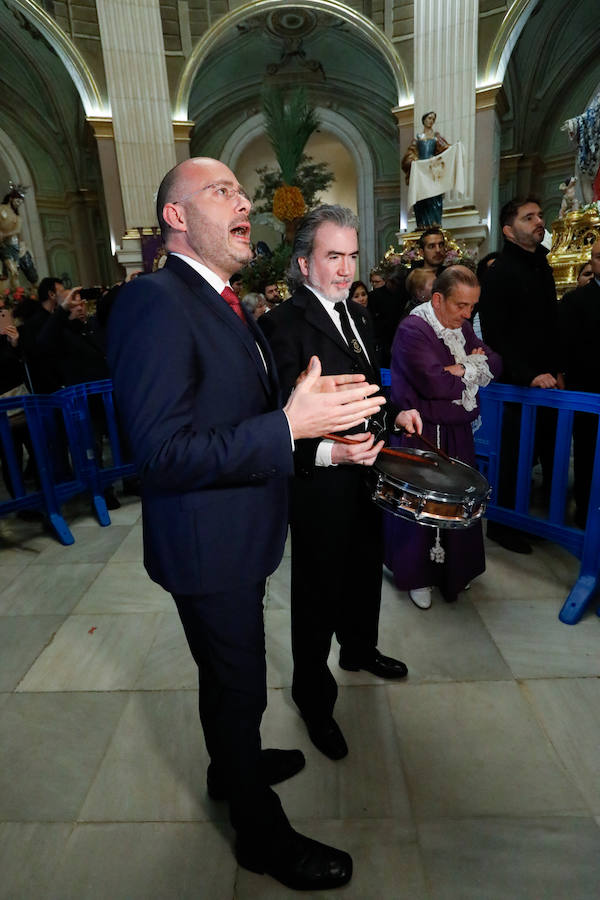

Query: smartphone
left=79, top=287, right=102, bottom=300
left=0, top=308, right=14, bottom=326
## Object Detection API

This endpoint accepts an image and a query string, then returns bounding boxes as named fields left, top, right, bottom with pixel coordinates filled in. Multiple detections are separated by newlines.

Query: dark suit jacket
left=478, top=240, right=561, bottom=386
left=259, top=284, right=387, bottom=476
left=37, top=306, right=109, bottom=386
left=107, top=254, right=294, bottom=595
left=558, top=278, right=600, bottom=392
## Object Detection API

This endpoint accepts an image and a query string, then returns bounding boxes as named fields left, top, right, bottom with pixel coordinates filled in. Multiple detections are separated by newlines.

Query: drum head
left=376, top=448, right=489, bottom=501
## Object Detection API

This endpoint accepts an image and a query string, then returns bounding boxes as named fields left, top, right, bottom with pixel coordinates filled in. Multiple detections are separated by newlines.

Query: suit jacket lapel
left=294, top=285, right=359, bottom=365
left=165, top=255, right=272, bottom=397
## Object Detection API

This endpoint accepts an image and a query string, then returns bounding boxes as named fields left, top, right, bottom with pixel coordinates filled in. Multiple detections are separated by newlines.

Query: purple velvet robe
left=384, top=315, right=502, bottom=601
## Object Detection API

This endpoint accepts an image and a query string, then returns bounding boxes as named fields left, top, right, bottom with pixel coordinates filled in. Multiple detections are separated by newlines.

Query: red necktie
left=221, top=286, right=247, bottom=324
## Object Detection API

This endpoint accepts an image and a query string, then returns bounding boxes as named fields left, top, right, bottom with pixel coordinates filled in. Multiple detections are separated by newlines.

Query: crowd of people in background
left=0, top=205, right=598, bottom=535
left=0, top=276, right=139, bottom=508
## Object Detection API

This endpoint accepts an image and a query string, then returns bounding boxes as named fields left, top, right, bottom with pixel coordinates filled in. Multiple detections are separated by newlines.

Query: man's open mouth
left=231, top=223, right=250, bottom=239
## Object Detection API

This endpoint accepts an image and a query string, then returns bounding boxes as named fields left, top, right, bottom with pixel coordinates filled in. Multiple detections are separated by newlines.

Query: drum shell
left=369, top=450, right=490, bottom=529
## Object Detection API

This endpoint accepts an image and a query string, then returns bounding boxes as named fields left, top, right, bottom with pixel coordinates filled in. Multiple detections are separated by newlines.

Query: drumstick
left=323, top=433, right=439, bottom=467
left=405, top=430, right=452, bottom=463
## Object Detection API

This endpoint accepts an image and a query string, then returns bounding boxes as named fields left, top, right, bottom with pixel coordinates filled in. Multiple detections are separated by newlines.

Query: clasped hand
left=444, top=347, right=485, bottom=377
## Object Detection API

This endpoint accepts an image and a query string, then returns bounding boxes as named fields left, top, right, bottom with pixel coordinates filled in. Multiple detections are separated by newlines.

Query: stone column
left=392, top=102, right=415, bottom=234
left=412, top=0, right=485, bottom=239
left=475, top=85, right=507, bottom=253
left=173, top=121, right=194, bottom=165
left=96, top=0, right=177, bottom=270
left=87, top=117, right=126, bottom=259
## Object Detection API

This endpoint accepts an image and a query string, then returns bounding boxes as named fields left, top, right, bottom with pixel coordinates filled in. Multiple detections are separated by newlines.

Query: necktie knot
left=221, top=286, right=247, bottom=324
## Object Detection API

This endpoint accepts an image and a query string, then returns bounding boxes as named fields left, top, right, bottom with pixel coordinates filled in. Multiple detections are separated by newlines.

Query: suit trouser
left=173, top=582, right=288, bottom=842
left=289, top=467, right=383, bottom=721
left=496, top=402, right=557, bottom=509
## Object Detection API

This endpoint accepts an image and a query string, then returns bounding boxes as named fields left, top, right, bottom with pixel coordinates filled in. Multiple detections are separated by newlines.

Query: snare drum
left=369, top=448, right=490, bottom=529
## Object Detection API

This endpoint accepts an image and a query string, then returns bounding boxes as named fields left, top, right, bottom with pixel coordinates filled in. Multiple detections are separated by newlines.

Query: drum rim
left=373, top=449, right=489, bottom=503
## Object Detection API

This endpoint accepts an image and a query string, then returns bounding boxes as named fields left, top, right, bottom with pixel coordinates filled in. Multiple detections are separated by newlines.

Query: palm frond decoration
left=261, top=86, right=320, bottom=186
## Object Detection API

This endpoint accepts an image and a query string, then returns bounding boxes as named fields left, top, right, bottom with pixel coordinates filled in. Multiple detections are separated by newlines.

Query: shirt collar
left=170, top=253, right=229, bottom=295
left=595, top=276, right=600, bottom=289
left=305, top=283, right=345, bottom=311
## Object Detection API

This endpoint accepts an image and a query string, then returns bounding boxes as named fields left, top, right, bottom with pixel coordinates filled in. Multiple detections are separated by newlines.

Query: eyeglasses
left=172, top=182, right=251, bottom=205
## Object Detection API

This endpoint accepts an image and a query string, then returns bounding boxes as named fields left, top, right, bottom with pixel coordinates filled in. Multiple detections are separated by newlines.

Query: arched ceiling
left=502, top=0, right=600, bottom=158
left=0, top=1, right=100, bottom=196
left=188, top=7, right=400, bottom=180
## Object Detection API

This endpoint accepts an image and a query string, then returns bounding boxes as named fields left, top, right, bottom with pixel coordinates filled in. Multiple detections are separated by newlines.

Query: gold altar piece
left=548, top=206, right=600, bottom=297
left=381, top=229, right=474, bottom=272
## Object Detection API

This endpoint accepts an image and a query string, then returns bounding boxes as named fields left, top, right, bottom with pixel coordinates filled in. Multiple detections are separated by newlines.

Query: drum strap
left=429, top=425, right=446, bottom=564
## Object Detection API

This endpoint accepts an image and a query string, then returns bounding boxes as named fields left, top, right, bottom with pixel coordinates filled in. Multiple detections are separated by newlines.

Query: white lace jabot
left=409, top=301, right=493, bottom=411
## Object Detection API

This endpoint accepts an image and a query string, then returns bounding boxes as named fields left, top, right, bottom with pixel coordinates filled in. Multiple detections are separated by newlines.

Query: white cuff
left=315, top=439, right=336, bottom=467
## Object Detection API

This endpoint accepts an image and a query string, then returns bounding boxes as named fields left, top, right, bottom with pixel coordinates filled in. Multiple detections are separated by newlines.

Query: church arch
left=11, top=0, right=105, bottom=115
left=221, top=108, right=377, bottom=270
left=174, top=0, right=410, bottom=120
left=482, top=0, right=539, bottom=87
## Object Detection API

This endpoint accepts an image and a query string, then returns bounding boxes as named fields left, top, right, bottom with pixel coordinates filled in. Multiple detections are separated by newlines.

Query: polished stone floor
left=1, top=497, right=600, bottom=899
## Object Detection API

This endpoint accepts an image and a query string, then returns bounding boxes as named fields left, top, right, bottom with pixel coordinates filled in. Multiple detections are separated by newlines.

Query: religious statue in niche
left=562, top=92, right=600, bottom=205
left=402, top=111, right=450, bottom=228
left=0, top=183, right=38, bottom=291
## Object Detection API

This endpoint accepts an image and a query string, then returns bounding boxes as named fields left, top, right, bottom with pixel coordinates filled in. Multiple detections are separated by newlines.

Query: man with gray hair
left=261, top=204, right=421, bottom=761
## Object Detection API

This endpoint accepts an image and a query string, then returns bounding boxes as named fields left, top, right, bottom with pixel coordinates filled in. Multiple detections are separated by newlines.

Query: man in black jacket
left=19, top=277, right=65, bottom=393
left=260, top=205, right=421, bottom=761
left=558, top=238, right=600, bottom=526
left=478, top=197, right=563, bottom=553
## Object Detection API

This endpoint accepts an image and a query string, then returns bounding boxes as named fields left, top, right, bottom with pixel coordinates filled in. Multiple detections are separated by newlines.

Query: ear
left=298, top=256, right=309, bottom=278
left=431, top=291, right=443, bottom=310
left=162, top=202, right=187, bottom=233
left=502, top=223, right=513, bottom=242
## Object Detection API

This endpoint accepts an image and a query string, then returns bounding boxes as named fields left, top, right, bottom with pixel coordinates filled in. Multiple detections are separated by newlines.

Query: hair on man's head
left=38, top=276, right=63, bottom=303
left=418, top=227, right=444, bottom=250
left=156, top=164, right=181, bottom=241
left=432, top=265, right=479, bottom=299
left=499, top=196, right=540, bottom=230
left=288, top=205, right=359, bottom=290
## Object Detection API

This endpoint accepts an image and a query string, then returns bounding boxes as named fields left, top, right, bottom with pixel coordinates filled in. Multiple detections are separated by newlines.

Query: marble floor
left=1, top=496, right=600, bottom=899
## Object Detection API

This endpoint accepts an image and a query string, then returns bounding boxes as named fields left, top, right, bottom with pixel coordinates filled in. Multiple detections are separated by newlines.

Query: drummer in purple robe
left=384, top=265, right=502, bottom=608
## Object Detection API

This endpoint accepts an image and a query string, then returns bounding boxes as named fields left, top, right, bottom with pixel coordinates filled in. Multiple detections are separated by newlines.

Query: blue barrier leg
left=558, top=425, right=600, bottom=623
left=93, top=493, right=111, bottom=527
left=27, top=406, right=75, bottom=546
left=47, top=512, right=75, bottom=546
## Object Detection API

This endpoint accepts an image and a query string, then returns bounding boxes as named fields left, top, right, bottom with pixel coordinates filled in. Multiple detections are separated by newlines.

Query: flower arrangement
left=377, top=231, right=477, bottom=276
left=2, top=285, right=36, bottom=308
left=272, top=184, right=306, bottom=223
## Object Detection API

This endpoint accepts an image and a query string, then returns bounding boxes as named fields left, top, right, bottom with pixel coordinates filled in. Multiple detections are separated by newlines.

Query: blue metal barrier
left=475, top=383, right=600, bottom=625
left=0, top=381, right=136, bottom=543
left=0, top=393, right=85, bottom=544
left=56, top=380, right=137, bottom=526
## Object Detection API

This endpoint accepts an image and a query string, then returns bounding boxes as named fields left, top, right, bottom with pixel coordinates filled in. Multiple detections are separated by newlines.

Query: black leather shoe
left=207, top=748, right=305, bottom=801
left=339, top=648, right=408, bottom=679
left=303, top=716, right=348, bottom=760
left=236, top=828, right=352, bottom=890
left=486, top=522, right=532, bottom=554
